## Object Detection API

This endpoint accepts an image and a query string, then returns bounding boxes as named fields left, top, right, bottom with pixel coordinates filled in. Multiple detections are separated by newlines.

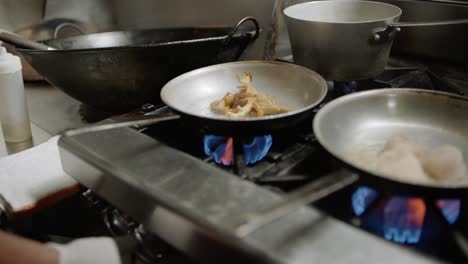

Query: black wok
left=5, top=17, right=260, bottom=113
left=66, top=61, right=328, bottom=137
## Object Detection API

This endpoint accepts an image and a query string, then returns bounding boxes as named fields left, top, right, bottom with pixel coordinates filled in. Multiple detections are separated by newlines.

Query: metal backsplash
left=44, top=0, right=115, bottom=32
left=0, top=0, right=45, bottom=31
left=2, top=0, right=466, bottom=64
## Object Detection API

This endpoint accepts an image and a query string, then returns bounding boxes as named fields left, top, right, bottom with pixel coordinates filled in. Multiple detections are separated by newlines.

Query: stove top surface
left=142, top=112, right=468, bottom=263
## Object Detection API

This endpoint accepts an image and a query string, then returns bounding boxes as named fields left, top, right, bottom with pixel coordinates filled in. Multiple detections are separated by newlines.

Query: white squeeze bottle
left=0, top=46, right=32, bottom=142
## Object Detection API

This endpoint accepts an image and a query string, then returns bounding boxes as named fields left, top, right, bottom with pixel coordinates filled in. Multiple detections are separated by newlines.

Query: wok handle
left=224, top=16, right=260, bottom=44
left=0, top=31, right=56, bottom=51
left=64, top=112, right=181, bottom=137
left=235, top=170, right=359, bottom=237
left=372, top=18, right=468, bottom=43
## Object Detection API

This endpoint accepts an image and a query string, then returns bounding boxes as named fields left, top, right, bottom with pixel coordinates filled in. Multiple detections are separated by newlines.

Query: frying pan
left=314, top=88, right=468, bottom=196
left=66, top=61, right=328, bottom=137
left=236, top=89, right=468, bottom=236
left=0, top=17, right=260, bottom=113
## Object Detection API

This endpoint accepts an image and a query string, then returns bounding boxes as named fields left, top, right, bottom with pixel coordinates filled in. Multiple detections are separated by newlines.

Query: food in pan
left=347, top=134, right=468, bottom=185
left=421, top=145, right=466, bottom=181
left=210, top=72, right=291, bottom=118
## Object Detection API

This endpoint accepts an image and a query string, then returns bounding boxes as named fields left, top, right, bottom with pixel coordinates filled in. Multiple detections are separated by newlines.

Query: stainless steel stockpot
left=284, top=0, right=468, bottom=81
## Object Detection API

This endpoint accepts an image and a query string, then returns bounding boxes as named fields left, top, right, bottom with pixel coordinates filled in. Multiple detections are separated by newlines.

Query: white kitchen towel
left=0, top=136, right=79, bottom=214
left=49, top=237, right=122, bottom=264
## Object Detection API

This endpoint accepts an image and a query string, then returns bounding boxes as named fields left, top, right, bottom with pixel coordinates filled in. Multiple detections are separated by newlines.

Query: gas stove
left=140, top=60, right=468, bottom=262
left=56, top=56, right=468, bottom=264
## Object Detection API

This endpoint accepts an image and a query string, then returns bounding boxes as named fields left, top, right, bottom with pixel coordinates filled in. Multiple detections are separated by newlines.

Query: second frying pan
left=315, top=88, right=468, bottom=197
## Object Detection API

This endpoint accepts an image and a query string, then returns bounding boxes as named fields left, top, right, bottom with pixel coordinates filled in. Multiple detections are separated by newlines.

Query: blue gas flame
left=203, top=135, right=272, bottom=165
left=351, top=187, right=461, bottom=245
left=203, top=135, right=232, bottom=165
left=383, top=197, right=425, bottom=244
left=436, top=199, right=461, bottom=225
left=352, top=186, right=378, bottom=216
left=243, top=135, right=273, bottom=165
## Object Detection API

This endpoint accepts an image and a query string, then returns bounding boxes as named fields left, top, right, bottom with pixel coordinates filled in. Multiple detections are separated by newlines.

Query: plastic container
left=0, top=46, right=32, bottom=142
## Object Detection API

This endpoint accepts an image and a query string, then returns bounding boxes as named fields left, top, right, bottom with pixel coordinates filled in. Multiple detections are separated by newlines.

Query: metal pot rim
left=16, top=33, right=255, bottom=54
left=283, top=0, right=402, bottom=25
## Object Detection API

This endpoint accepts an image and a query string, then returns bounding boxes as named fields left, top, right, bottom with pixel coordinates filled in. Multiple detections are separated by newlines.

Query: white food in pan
left=347, top=134, right=467, bottom=186
left=422, top=145, right=466, bottom=180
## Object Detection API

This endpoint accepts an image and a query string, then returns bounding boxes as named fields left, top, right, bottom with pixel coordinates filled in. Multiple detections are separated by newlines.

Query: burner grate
left=202, top=132, right=320, bottom=182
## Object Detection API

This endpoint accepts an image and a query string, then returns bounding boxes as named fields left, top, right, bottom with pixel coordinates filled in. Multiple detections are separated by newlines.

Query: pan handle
left=235, top=170, right=359, bottom=237
left=64, top=111, right=181, bottom=137
left=372, top=18, right=468, bottom=43
left=0, top=30, right=56, bottom=51
left=223, top=16, right=260, bottom=45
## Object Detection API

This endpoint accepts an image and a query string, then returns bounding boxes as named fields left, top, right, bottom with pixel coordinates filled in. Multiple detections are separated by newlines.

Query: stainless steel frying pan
left=315, top=88, right=468, bottom=191
left=236, top=89, right=468, bottom=236
left=67, top=61, right=328, bottom=136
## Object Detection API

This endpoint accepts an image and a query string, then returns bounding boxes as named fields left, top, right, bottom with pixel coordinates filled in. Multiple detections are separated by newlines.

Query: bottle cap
left=0, top=46, right=21, bottom=74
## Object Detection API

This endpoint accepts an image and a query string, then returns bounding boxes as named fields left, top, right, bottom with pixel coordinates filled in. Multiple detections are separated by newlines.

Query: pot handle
left=223, top=16, right=260, bottom=45
left=372, top=18, right=468, bottom=43
left=235, top=170, right=359, bottom=237
left=53, top=22, right=86, bottom=39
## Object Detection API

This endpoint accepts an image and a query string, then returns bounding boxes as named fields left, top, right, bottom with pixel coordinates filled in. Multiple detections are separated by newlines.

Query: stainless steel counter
left=25, top=82, right=87, bottom=135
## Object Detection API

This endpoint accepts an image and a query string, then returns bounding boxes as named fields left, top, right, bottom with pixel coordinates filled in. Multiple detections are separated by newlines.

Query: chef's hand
left=0, top=229, right=59, bottom=264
